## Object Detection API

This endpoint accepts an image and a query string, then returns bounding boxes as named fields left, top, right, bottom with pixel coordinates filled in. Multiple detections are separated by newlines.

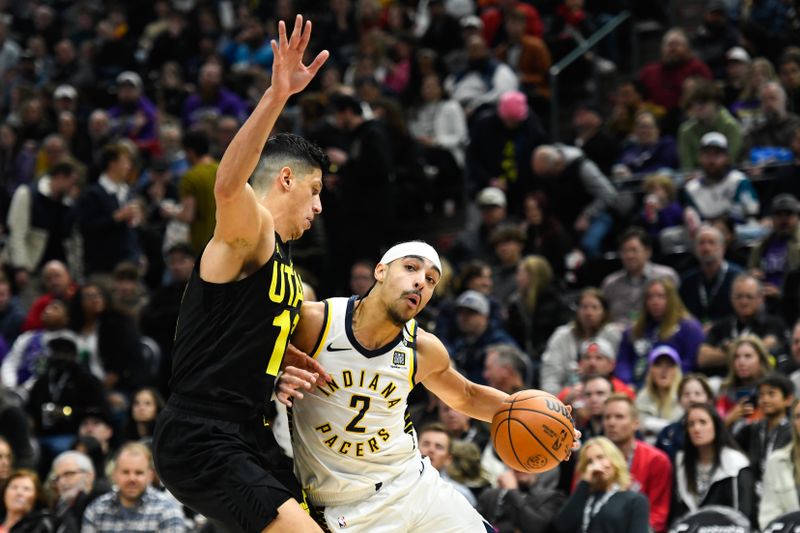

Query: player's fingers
left=307, top=50, right=330, bottom=76
left=280, top=372, right=316, bottom=390
left=277, top=20, right=287, bottom=48
left=289, top=14, right=303, bottom=48
left=276, top=391, right=293, bottom=407
left=283, top=365, right=318, bottom=382
left=298, top=19, right=312, bottom=50
left=305, top=357, right=332, bottom=382
left=278, top=382, right=305, bottom=399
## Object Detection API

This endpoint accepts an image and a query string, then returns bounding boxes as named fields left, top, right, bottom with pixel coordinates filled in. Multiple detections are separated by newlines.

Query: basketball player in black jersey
left=152, top=16, right=330, bottom=533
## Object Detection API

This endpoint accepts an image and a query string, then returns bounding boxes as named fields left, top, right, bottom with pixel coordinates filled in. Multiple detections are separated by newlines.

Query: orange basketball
left=491, top=390, right=575, bottom=473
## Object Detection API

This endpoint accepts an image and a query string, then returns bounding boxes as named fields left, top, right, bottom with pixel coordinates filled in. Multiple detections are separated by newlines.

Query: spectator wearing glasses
left=698, top=274, right=788, bottom=376
left=49, top=450, right=105, bottom=531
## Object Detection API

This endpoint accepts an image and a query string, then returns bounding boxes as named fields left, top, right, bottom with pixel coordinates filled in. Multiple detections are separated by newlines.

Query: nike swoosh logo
left=326, top=342, right=349, bottom=352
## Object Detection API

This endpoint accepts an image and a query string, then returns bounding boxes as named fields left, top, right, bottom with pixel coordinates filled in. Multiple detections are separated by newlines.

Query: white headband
left=379, top=241, right=442, bottom=273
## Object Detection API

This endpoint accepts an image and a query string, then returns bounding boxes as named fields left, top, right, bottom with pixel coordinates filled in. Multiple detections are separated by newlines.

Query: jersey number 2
left=266, top=310, right=297, bottom=376
left=346, top=395, right=371, bottom=433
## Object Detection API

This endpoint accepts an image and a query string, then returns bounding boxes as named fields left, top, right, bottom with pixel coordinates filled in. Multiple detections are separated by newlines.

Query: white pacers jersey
left=290, top=296, right=421, bottom=507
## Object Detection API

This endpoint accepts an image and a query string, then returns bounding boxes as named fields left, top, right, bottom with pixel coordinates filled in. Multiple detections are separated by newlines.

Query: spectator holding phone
left=716, top=335, right=774, bottom=431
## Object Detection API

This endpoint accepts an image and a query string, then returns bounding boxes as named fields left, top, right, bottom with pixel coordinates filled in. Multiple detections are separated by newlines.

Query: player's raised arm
left=415, top=329, right=508, bottom=422
left=212, top=16, right=328, bottom=257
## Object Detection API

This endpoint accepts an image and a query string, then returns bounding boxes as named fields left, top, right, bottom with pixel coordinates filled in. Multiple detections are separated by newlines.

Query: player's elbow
left=214, top=172, right=241, bottom=203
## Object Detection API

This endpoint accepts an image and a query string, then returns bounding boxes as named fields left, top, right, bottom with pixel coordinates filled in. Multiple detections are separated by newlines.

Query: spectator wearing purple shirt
left=616, top=278, right=705, bottom=389
left=637, top=173, right=684, bottom=238
left=748, top=194, right=800, bottom=312
left=617, top=111, right=679, bottom=177
left=182, top=62, right=248, bottom=127
left=107, top=71, right=158, bottom=146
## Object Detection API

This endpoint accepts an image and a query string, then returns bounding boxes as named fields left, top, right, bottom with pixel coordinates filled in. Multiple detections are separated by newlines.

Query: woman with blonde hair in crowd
left=506, top=255, right=571, bottom=358
left=616, top=277, right=704, bottom=389
left=540, top=288, right=622, bottom=395
left=759, top=398, right=800, bottom=529
left=716, top=335, right=773, bottom=429
left=553, top=436, right=649, bottom=533
left=635, top=345, right=684, bottom=442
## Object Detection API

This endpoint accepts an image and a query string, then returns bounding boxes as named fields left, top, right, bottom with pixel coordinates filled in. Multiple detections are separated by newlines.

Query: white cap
left=460, top=15, right=483, bottom=30
left=700, top=131, right=728, bottom=151
left=54, top=84, right=77, bottom=100
left=476, top=186, right=507, bottom=208
left=726, top=46, right=751, bottom=63
left=379, top=241, right=442, bottom=273
left=116, top=70, right=143, bottom=89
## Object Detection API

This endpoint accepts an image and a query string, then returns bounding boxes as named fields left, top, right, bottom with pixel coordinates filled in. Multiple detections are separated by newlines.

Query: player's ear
left=279, top=166, right=293, bottom=191
left=375, top=263, right=386, bottom=282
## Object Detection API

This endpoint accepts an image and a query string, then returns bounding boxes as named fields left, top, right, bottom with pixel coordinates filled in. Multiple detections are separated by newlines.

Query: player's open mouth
left=406, top=294, right=420, bottom=307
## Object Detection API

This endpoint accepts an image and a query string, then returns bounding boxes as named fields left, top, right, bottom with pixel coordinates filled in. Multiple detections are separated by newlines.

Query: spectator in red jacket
left=481, top=0, right=543, bottom=47
left=21, top=260, right=78, bottom=332
left=638, top=28, right=712, bottom=112
left=603, top=394, right=673, bottom=533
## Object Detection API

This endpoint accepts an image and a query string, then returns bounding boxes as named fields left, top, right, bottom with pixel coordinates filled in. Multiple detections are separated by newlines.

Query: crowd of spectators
left=4, top=0, right=800, bottom=532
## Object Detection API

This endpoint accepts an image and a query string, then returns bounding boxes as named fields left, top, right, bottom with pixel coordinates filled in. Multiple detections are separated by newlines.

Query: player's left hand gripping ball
left=491, top=391, right=581, bottom=473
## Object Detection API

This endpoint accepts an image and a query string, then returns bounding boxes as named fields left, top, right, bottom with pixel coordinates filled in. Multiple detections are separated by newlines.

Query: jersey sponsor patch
left=392, top=350, right=406, bottom=368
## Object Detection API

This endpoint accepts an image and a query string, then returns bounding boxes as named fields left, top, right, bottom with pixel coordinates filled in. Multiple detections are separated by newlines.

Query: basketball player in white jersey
left=278, top=242, right=580, bottom=532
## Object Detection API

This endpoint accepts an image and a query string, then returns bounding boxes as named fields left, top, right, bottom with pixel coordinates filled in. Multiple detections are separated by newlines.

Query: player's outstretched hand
left=283, top=343, right=332, bottom=383
left=276, top=366, right=318, bottom=407
left=566, top=404, right=582, bottom=459
left=270, top=15, right=329, bottom=98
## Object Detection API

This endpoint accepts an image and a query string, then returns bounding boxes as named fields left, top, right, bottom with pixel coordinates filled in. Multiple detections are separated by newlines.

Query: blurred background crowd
left=4, top=0, right=800, bottom=531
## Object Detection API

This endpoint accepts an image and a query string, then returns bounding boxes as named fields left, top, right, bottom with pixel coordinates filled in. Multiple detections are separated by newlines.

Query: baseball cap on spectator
left=476, top=187, right=507, bottom=208
left=455, top=290, right=490, bottom=316
left=167, top=242, right=196, bottom=257
left=771, top=193, right=800, bottom=214
left=54, top=84, right=78, bottom=100
left=648, top=345, right=681, bottom=366
left=497, top=91, right=529, bottom=122
left=460, top=15, right=483, bottom=30
left=116, top=71, right=143, bottom=89
left=699, top=132, right=728, bottom=152
left=47, top=331, right=79, bottom=357
left=80, top=406, right=113, bottom=427
left=726, top=46, right=751, bottom=63
left=580, top=338, right=616, bottom=361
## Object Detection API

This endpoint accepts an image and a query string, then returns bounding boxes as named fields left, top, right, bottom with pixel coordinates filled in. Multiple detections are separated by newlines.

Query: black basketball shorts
left=153, top=403, right=302, bottom=533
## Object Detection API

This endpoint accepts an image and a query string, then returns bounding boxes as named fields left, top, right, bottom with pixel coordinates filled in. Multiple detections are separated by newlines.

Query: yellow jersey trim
left=408, top=320, right=417, bottom=388
left=310, top=300, right=332, bottom=359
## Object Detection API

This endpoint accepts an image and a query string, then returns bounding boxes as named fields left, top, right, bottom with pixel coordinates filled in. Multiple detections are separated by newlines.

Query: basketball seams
left=503, top=407, right=575, bottom=435
left=510, top=417, right=562, bottom=463
left=503, top=391, right=528, bottom=471
left=492, top=390, right=573, bottom=473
